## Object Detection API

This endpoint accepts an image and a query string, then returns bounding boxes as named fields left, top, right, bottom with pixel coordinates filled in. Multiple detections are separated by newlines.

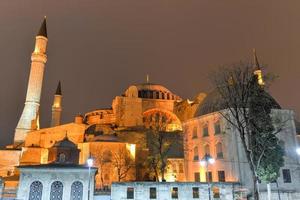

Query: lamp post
left=87, top=156, right=94, bottom=200
left=200, top=154, right=215, bottom=200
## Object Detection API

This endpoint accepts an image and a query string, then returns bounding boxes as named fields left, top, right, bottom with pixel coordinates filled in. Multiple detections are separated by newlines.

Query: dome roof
left=53, top=137, right=77, bottom=148
left=124, top=83, right=181, bottom=100
left=195, top=89, right=281, bottom=117
left=134, top=83, right=172, bottom=93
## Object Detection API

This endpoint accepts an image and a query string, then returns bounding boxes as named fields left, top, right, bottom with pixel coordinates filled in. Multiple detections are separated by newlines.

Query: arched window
left=214, top=121, right=221, bottom=135
left=58, top=153, right=66, bottom=163
left=204, top=144, right=210, bottom=155
left=212, top=186, right=220, bottom=198
left=103, top=150, right=112, bottom=162
left=192, top=127, right=198, bottom=139
left=28, top=181, right=43, bottom=200
left=50, top=181, right=63, bottom=200
left=70, top=181, right=83, bottom=200
left=193, top=146, right=199, bottom=161
left=162, top=93, right=165, bottom=99
left=216, top=143, right=223, bottom=159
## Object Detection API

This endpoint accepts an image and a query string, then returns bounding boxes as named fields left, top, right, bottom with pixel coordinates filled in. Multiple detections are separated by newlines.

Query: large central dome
left=124, top=83, right=182, bottom=101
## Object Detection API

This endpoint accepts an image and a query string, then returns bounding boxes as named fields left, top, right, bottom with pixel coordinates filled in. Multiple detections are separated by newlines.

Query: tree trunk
left=252, top=174, right=259, bottom=200
left=267, top=183, right=271, bottom=200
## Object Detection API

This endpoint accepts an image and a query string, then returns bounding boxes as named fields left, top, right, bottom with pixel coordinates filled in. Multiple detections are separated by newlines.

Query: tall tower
left=51, top=81, right=62, bottom=127
left=14, top=18, right=48, bottom=144
left=253, top=48, right=265, bottom=86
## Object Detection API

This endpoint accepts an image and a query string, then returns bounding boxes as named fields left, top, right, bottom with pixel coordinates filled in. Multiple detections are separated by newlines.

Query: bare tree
left=210, top=62, right=284, bottom=200
left=112, top=146, right=135, bottom=182
left=146, top=124, right=183, bottom=182
left=91, top=146, right=107, bottom=188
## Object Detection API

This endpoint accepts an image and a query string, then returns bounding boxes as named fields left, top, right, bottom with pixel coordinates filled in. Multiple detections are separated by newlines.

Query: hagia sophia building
left=1, top=18, right=300, bottom=199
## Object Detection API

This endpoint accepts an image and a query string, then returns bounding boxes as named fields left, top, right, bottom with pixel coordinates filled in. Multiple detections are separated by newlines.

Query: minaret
left=51, top=81, right=62, bottom=127
left=14, top=17, right=48, bottom=144
left=253, top=48, right=265, bottom=86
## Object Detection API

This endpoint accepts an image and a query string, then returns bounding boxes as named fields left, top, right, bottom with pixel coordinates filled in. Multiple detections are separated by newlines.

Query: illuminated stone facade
left=14, top=18, right=48, bottom=144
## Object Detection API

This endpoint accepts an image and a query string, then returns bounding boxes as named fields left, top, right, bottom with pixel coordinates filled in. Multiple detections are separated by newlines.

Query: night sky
left=1, top=1, right=300, bottom=147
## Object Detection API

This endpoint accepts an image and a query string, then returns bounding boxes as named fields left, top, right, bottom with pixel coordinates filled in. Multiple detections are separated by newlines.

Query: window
left=162, top=93, right=165, bottom=99
left=214, top=122, right=221, bottom=135
left=70, top=181, right=83, bottom=200
left=149, top=91, right=154, bottom=99
left=167, top=93, right=170, bottom=100
left=29, top=181, right=43, bottom=200
left=179, top=163, right=184, bottom=173
left=192, top=187, right=199, bottom=198
left=218, top=171, right=225, bottom=182
left=50, top=181, right=63, bottom=200
left=192, top=127, right=198, bottom=139
left=194, top=172, right=200, bottom=182
left=138, top=91, right=142, bottom=98
left=172, top=163, right=177, bottom=173
left=150, top=187, right=156, bottom=199
left=127, top=187, right=134, bottom=199
left=282, top=169, right=291, bottom=183
left=216, top=143, right=223, bottom=159
left=171, top=187, right=178, bottom=199
left=212, top=187, right=220, bottom=198
left=193, top=147, right=199, bottom=161
left=206, top=171, right=212, bottom=182
left=103, top=150, right=112, bottom=162
left=156, top=91, right=160, bottom=99
left=204, top=144, right=210, bottom=155
left=58, top=153, right=66, bottom=163
left=203, top=126, right=209, bottom=137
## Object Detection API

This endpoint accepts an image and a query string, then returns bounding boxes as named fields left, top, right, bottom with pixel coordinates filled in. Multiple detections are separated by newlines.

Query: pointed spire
left=253, top=48, right=260, bottom=70
left=55, top=81, right=62, bottom=95
left=146, top=74, right=149, bottom=83
left=37, top=16, right=47, bottom=37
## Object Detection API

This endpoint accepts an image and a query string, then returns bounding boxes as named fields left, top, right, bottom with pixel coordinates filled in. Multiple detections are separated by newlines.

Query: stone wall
left=111, top=182, right=239, bottom=200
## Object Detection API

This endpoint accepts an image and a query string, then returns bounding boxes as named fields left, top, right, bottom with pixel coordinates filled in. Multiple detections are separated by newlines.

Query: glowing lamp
left=208, top=158, right=215, bottom=164
left=296, top=148, right=300, bottom=156
left=87, top=157, right=93, bottom=167
left=200, top=160, right=207, bottom=167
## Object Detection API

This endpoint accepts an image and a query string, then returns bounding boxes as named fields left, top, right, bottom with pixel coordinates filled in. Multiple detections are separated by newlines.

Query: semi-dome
left=124, top=83, right=181, bottom=100
left=195, top=89, right=281, bottom=117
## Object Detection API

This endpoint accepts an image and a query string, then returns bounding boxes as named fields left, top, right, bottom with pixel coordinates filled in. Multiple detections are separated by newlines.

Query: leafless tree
left=146, top=123, right=183, bottom=182
left=112, top=146, right=135, bottom=182
left=210, top=62, right=284, bottom=200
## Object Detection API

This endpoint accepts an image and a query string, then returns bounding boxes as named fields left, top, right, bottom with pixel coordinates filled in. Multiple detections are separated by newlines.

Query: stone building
left=17, top=137, right=97, bottom=200
left=111, top=182, right=240, bottom=200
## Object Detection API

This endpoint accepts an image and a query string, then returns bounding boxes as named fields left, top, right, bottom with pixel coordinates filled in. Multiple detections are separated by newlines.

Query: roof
left=53, top=137, right=77, bottom=148
left=18, top=164, right=97, bottom=170
left=195, top=89, right=281, bottom=117
left=37, top=17, right=47, bottom=37
left=55, top=81, right=62, bottom=95
left=134, top=83, right=172, bottom=94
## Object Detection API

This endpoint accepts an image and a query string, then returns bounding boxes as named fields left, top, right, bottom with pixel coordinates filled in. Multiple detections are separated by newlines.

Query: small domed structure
left=48, top=136, right=80, bottom=164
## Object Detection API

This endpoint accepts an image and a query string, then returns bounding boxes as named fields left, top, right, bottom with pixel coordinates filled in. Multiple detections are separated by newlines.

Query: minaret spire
left=55, top=81, right=62, bottom=95
left=14, top=18, right=48, bottom=144
left=51, top=81, right=63, bottom=127
left=38, top=16, right=47, bottom=38
left=252, top=48, right=265, bottom=86
left=146, top=74, right=149, bottom=83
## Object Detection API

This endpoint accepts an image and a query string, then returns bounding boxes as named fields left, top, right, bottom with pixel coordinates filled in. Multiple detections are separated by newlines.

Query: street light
left=200, top=154, right=215, bottom=200
left=87, top=156, right=94, bottom=200
left=296, top=148, right=300, bottom=156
